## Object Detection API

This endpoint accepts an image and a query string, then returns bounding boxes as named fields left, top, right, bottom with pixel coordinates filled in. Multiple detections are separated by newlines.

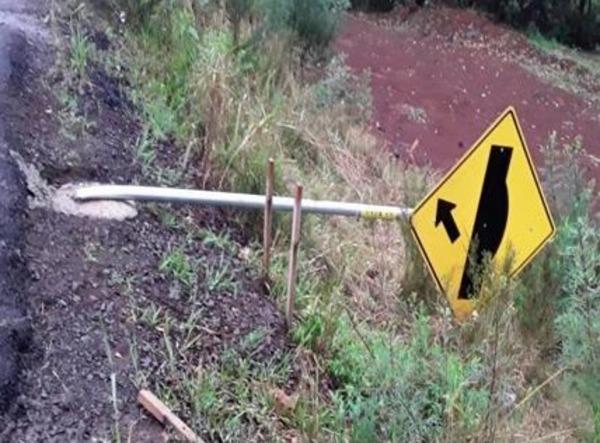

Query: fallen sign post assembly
left=74, top=185, right=413, bottom=221
left=75, top=106, right=555, bottom=324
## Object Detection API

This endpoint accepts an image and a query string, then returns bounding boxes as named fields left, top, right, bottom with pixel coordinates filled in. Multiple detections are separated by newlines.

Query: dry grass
left=160, top=35, right=442, bottom=327
left=513, top=391, right=593, bottom=442
left=510, top=34, right=600, bottom=109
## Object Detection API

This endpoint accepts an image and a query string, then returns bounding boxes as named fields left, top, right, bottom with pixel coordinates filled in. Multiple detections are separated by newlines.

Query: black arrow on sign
left=458, top=145, right=513, bottom=299
left=436, top=199, right=460, bottom=243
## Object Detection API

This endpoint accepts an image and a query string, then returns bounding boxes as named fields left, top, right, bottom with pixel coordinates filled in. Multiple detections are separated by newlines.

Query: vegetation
left=60, top=0, right=599, bottom=440
left=458, top=0, right=600, bottom=50
left=351, top=0, right=600, bottom=50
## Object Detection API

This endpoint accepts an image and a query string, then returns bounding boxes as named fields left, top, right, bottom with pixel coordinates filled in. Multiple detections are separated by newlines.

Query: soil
left=336, top=5, right=600, bottom=185
left=0, top=1, right=295, bottom=441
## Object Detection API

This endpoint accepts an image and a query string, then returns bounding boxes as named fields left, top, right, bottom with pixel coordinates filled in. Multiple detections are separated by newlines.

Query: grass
left=69, top=24, right=92, bottom=80
left=401, top=103, right=428, bottom=124
left=53, top=1, right=600, bottom=441
left=200, top=228, right=237, bottom=254
left=160, top=244, right=195, bottom=288
left=202, top=254, right=239, bottom=294
left=528, top=27, right=564, bottom=52
left=518, top=28, right=600, bottom=109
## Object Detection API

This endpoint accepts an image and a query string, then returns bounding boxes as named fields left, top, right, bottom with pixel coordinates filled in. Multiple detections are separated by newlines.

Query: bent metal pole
left=74, top=185, right=413, bottom=221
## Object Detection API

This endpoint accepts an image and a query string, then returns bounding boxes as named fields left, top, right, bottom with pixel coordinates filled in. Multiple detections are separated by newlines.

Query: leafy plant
left=554, top=188, right=600, bottom=440
left=438, top=0, right=600, bottom=49
left=326, top=310, right=491, bottom=442
left=160, top=245, right=195, bottom=287
left=257, top=0, right=350, bottom=56
left=69, top=25, right=91, bottom=80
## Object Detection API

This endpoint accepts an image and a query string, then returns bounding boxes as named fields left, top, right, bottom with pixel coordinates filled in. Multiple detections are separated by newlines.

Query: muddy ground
left=0, top=2, right=295, bottom=441
left=337, top=6, right=600, bottom=184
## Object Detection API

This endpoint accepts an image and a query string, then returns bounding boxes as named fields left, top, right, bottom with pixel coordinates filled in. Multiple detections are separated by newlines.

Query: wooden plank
left=263, top=158, right=275, bottom=278
left=286, top=183, right=303, bottom=325
left=137, top=389, right=205, bottom=443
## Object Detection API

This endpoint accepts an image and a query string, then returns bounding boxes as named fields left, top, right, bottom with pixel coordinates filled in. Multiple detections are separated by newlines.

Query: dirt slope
left=0, top=0, right=48, bottom=415
left=0, top=2, right=294, bottom=441
left=337, top=6, right=600, bottom=184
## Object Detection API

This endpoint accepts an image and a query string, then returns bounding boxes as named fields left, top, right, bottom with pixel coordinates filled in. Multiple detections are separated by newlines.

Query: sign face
left=409, top=107, right=556, bottom=320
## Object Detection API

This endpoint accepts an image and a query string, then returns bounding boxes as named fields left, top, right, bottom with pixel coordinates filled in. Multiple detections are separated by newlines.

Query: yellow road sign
left=409, top=107, right=556, bottom=320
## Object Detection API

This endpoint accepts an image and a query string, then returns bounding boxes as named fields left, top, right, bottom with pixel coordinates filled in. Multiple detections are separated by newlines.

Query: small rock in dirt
left=93, top=31, right=110, bottom=51
left=271, top=388, right=298, bottom=413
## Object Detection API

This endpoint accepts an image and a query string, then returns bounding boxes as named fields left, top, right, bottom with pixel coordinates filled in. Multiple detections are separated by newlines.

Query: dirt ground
left=0, top=3, right=295, bottom=441
left=336, top=5, right=600, bottom=185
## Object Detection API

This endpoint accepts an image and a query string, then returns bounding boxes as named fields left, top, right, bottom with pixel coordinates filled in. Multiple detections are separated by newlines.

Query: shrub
left=225, top=0, right=254, bottom=46
left=291, top=0, right=347, bottom=55
left=349, top=0, right=399, bottom=12
left=444, top=0, right=600, bottom=50
left=92, top=0, right=164, bottom=29
left=563, top=4, right=600, bottom=50
left=554, top=187, right=600, bottom=440
left=257, top=0, right=349, bottom=56
left=514, top=135, right=588, bottom=343
left=313, top=54, right=372, bottom=119
left=514, top=133, right=599, bottom=438
left=326, top=309, right=491, bottom=441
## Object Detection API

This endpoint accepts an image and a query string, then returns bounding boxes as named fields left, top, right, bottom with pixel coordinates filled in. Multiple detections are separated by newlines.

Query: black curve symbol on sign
left=458, top=145, right=513, bottom=299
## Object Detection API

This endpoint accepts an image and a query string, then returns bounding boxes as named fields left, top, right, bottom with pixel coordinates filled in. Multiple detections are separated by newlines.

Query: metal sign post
left=75, top=183, right=412, bottom=325
left=74, top=185, right=414, bottom=221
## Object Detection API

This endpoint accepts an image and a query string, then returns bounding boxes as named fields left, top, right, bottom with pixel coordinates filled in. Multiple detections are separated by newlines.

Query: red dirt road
left=336, top=7, right=600, bottom=184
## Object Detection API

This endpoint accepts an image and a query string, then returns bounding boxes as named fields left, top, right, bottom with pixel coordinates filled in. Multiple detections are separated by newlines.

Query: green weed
left=241, top=328, right=268, bottom=353
left=287, top=309, right=492, bottom=442
left=69, top=24, right=92, bottom=82
left=202, top=254, right=239, bottom=294
left=140, top=302, right=164, bottom=330
left=160, top=245, right=195, bottom=288
left=528, top=27, right=563, bottom=52
left=200, top=229, right=236, bottom=254
left=554, top=187, right=600, bottom=441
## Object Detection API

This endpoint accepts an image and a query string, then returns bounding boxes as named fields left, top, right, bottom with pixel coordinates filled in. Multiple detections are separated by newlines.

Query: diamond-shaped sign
left=410, top=107, right=556, bottom=320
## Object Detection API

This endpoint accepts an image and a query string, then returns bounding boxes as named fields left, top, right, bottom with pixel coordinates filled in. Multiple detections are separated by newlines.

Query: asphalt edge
left=0, top=145, right=31, bottom=413
left=0, top=26, right=34, bottom=413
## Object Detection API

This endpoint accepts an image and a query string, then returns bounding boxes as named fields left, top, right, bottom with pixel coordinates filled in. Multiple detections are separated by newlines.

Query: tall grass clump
left=257, top=0, right=350, bottom=57
left=324, top=309, right=491, bottom=442
left=550, top=166, right=600, bottom=440
left=554, top=189, right=600, bottom=440
left=515, top=134, right=596, bottom=343
left=511, top=133, right=599, bottom=438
